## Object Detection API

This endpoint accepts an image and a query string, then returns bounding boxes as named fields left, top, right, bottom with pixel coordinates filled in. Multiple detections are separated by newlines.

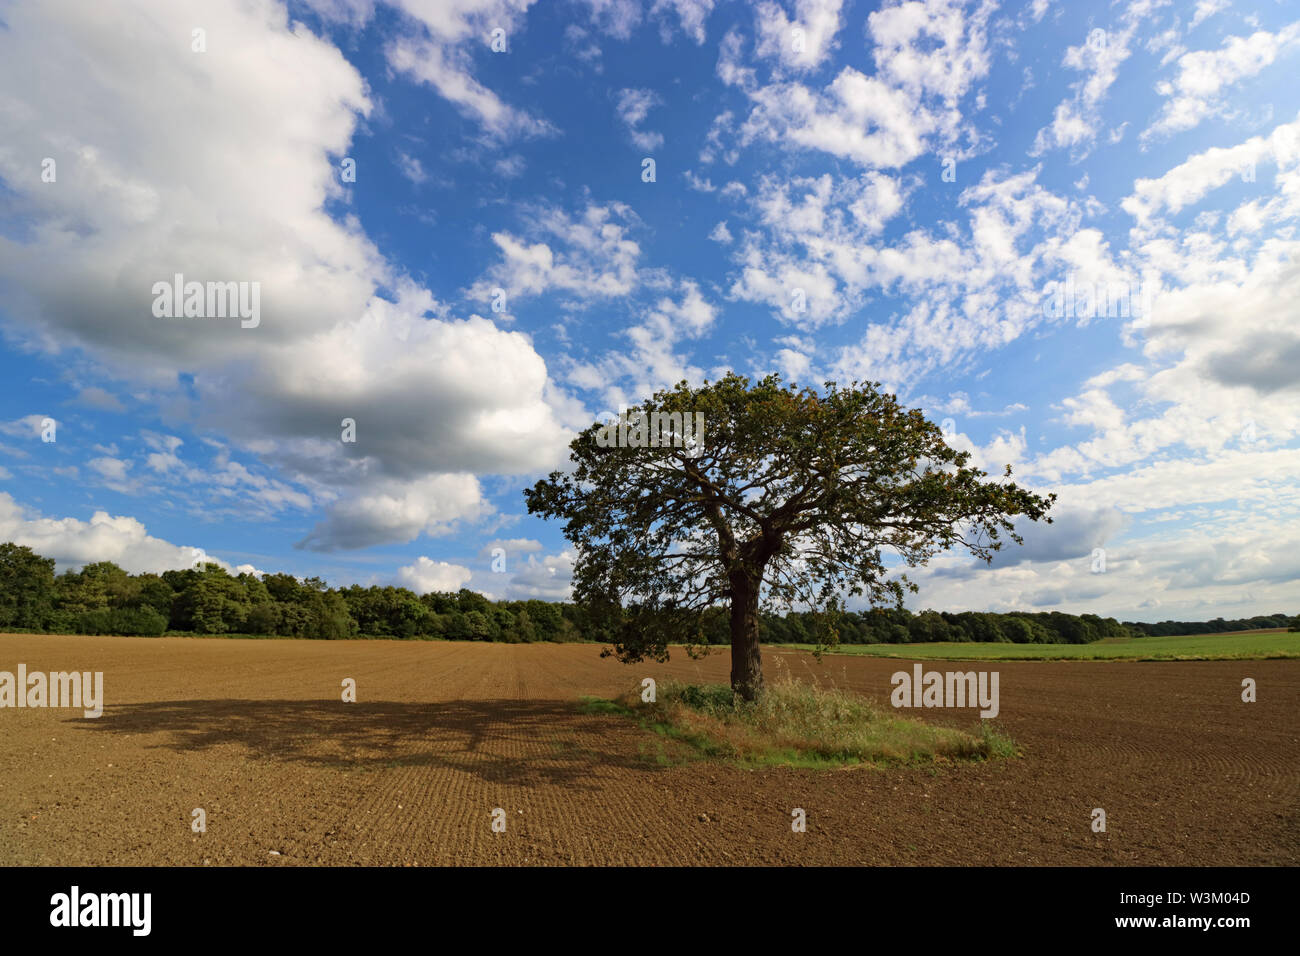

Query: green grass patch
left=578, top=696, right=636, bottom=717
left=581, top=679, right=1017, bottom=769
left=772, top=629, right=1300, bottom=661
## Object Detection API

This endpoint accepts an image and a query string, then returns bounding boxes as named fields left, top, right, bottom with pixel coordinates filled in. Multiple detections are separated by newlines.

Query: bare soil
left=1, top=635, right=1295, bottom=866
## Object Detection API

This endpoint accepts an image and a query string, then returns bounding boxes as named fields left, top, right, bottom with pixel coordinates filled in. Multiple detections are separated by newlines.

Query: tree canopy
left=525, top=373, right=1058, bottom=700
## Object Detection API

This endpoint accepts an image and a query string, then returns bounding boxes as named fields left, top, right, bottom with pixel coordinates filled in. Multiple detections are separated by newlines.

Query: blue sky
left=1, top=0, right=1298, bottom=621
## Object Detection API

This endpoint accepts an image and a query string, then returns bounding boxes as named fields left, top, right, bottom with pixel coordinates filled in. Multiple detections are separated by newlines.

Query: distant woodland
left=1, top=543, right=1294, bottom=644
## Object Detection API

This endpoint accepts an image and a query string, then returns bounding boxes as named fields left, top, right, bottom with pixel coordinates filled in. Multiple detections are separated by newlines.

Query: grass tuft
left=583, top=677, right=1018, bottom=769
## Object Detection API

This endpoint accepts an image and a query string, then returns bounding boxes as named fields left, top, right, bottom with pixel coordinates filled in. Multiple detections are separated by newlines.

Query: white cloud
left=347, top=0, right=559, bottom=141
left=1124, top=113, right=1300, bottom=224
left=651, top=0, right=716, bottom=44
left=499, top=549, right=575, bottom=600
left=202, top=285, right=571, bottom=482
left=0, top=415, right=52, bottom=439
left=725, top=164, right=1089, bottom=367
left=867, top=0, right=995, bottom=102
left=0, top=491, right=230, bottom=574
left=387, top=35, right=555, bottom=141
left=910, top=512, right=1300, bottom=620
left=730, top=0, right=994, bottom=170
left=298, top=473, right=492, bottom=551
left=566, top=280, right=720, bottom=410
left=396, top=556, right=474, bottom=594
left=1190, top=0, right=1228, bottom=30
left=754, top=0, right=845, bottom=72
left=774, top=347, right=812, bottom=382
left=614, top=88, right=664, bottom=151
left=739, top=68, right=934, bottom=168
left=74, top=387, right=126, bottom=411
left=0, top=0, right=376, bottom=372
left=494, top=154, right=526, bottom=178
left=128, top=435, right=315, bottom=517
left=471, top=203, right=643, bottom=303
left=1142, top=23, right=1300, bottom=142
left=999, top=118, right=1300, bottom=547
left=573, top=0, right=642, bottom=40
left=396, top=151, right=428, bottom=184
left=88, top=457, right=130, bottom=482
left=478, top=538, right=544, bottom=557
left=0, top=0, right=573, bottom=550
left=1031, top=14, right=1146, bottom=158
left=684, top=170, right=716, bottom=192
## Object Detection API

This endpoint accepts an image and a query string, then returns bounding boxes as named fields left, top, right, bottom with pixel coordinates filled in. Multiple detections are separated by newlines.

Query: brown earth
left=1, top=634, right=1296, bottom=866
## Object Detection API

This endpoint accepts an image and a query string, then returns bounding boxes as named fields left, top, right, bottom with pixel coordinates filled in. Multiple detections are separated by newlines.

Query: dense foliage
left=2, top=542, right=1291, bottom=644
left=0, top=542, right=592, bottom=642
left=525, top=373, right=1056, bottom=699
left=1123, top=615, right=1298, bottom=636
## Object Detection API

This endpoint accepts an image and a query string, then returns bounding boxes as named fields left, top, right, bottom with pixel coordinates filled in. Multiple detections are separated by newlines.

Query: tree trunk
left=729, top=575, right=764, bottom=702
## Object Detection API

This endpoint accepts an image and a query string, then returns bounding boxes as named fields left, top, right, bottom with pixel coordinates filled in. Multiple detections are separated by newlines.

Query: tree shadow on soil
left=75, top=698, right=660, bottom=791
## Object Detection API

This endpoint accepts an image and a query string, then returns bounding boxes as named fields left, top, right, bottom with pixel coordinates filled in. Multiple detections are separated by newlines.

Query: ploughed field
left=1, top=634, right=1296, bottom=866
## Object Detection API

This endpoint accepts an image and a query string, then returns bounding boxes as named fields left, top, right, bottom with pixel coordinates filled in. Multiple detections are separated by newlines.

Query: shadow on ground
left=73, top=698, right=658, bottom=790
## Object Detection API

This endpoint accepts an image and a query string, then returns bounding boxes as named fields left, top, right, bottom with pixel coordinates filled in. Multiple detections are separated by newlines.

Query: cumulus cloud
left=478, top=538, right=544, bottom=558
left=499, top=549, right=575, bottom=600
left=73, top=387, right=127, bottom=412
left=0, top=0, right=572, bottom=550
left=726, top=164, right=1099, bottom=394
left=908, top=513, right=1300, bottom=619
left=297, top=474, right=492, bottom=551
left=984, top=505, right=1128, bottom=568
left=470, top=203, right=644, bottom=303
left=199, top=286, right=571, bottom=483
left=395, top=556, right=474, bottom=594
left=0, top=0, right=377, bottom=369
left=0, top=491, right=228, bottom=574
left=739, top=68, right=934, bottom=168
left=88, top=457, right=130, bottom=482
left=753, top=0, right=845, bottom=71
left=1087, top=116, right=1300, bottom=458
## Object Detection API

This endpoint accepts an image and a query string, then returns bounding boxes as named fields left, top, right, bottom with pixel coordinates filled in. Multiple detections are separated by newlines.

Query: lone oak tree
left=524, top=374, right=1055, bottom=702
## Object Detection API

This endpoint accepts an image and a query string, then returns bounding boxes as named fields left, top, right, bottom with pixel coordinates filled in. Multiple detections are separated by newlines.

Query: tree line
left=0, top=542, right=1293, bottom=644
left=0, top=543, right=594, bottom=642
left=1122, top=614, right=1298, bottom=636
